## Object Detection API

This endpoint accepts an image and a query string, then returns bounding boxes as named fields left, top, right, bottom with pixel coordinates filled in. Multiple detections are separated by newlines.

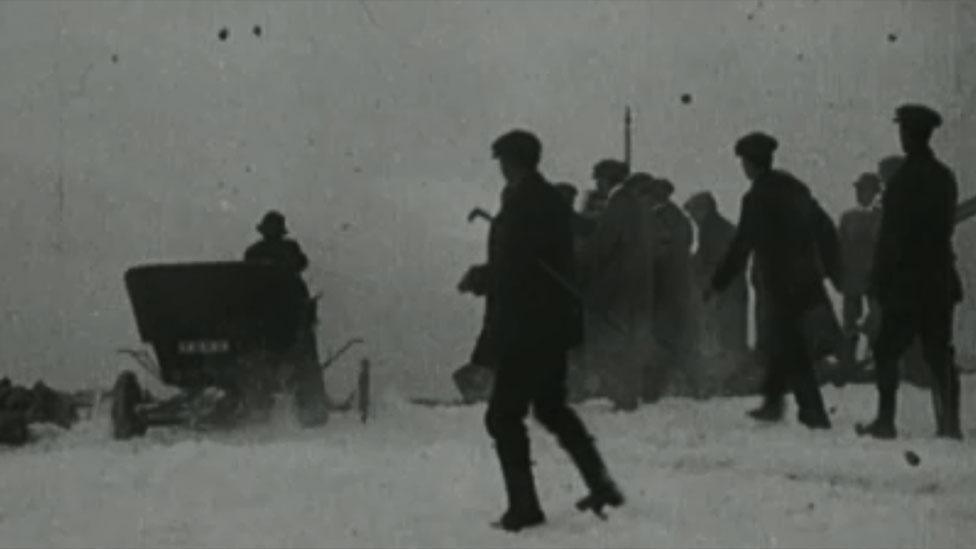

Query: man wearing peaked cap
left=893, top=103, right=943, bottom=131
left=858, top=104, right=963, bottom=441
left=734, top=132, right=779, bottom=164
left=708, top=131, right=841, bottom=431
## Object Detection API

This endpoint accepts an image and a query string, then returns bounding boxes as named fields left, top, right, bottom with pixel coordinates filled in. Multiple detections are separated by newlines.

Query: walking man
left=706, top=132, right=840, bottom=430
left=459, top=130, right=623, bottom=532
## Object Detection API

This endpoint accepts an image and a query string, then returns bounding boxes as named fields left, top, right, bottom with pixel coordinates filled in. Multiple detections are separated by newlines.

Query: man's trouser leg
left=776, top=313, right=830, bottom=428
left=750, top=303, right=788, bottom=419
left=919, top=302, right=962, bottom=439
left=841, top=294, right=864, bottom=371
left=531, top=348, right=621, bottom=503
left=718, top=289, right=749, bottom=354
left=865, top=305, right=917, bottom=437
left=485, top=356, right=543, bottom=522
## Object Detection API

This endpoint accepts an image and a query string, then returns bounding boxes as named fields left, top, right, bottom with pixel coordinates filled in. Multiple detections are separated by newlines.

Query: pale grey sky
left=0, top=1, right=973, bottom=397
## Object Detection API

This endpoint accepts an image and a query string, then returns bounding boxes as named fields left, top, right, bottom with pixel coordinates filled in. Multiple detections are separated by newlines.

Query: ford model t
left=111, top=261, right=359, bottom=440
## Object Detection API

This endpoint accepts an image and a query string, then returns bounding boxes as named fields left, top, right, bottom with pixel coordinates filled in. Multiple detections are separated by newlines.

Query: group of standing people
left=459, top=102, right=965, bottom=532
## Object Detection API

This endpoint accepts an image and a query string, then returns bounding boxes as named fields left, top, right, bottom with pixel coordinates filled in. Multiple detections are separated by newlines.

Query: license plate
left=177, top=340, right=230, bottom=355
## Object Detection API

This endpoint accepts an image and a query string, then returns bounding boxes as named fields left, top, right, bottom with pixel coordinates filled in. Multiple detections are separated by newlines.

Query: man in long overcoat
left=858, top=105, right=964, bottom=440
left=645, top=178, right=697, bottom=396
left=707, top=132, right=840, bottom=430
left=460, top=130, right=623, bottom=532
left=577, top=172, right=659, bottom=409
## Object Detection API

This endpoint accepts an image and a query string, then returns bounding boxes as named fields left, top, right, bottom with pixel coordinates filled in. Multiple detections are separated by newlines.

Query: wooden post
left=624, top=106, right=633, bottom=170
left=358, top=359, right=370, bottom=423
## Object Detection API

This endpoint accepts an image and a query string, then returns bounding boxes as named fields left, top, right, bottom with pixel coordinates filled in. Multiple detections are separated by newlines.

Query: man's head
left=257, top=210, right=288, bottom=240
left=853, top=173, right=881, bottom=207
left=734, top=132, right=778, bottom=181
left=554, top=182, right=579, bottom=208
left=894, top=104, right=942, bottom=154
left=591, top=159, right=630, bottom=194
left=491, top=129, right=542, bottom=187
left=684, top=191, right=717, bottom=224
left=877, top=155, right=905, bottom=184
left=648, top=177, right=675, bottom=204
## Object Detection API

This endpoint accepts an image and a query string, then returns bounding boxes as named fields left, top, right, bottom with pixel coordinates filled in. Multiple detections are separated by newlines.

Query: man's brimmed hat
left=257, top=210, right=288, bottom=236
left=649, top=177, right=675, bottom=198
left=734, top=132, right=778, bottom=160
left=592, top=159, right=630, bottom=182
left=894, top=104, right=942, bottom=131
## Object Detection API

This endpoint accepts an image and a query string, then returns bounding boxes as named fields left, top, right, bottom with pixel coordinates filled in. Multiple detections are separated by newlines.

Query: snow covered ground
left=1, top=379, right=974, bottom=548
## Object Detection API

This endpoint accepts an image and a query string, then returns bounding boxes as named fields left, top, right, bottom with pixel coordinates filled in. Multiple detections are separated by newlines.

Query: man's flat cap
left=894, top=104, right=942, bottom=131
left=592, top=159, right=630, bottom=182
left=853, top=172, right=881, bottom=192
left=877, top=155, right=904, bottom=182
left=734, top=132, right=779, bottom=159
left=650, top=177, right=675, bottom=198
left=491, top=129, right=542, bottom=167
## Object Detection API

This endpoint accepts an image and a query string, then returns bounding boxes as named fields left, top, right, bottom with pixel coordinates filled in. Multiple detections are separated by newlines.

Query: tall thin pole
left=624, top=105, right=632, bottom=170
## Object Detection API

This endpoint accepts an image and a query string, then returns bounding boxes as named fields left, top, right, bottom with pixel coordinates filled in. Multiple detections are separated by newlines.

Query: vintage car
left=111, top=261, right=361, bottom=440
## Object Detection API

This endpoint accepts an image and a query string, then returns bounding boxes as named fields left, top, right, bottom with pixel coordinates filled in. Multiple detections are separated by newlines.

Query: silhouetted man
left=837, top=173, right=883, bottom=374
left=706, top=132, right=840, bottom=430
left=243, top=211, right=328, bottom=427
left=646, top=178, right=696, bottom=394
left=857, top=104, right=964, bottom=440
left=244, top=210, right=310, bottom=275
left=578, top=172, right=659, bottom=410
left=685, top=192, right=748, bottom=354
left=554, top=182, right=594, bottom=239
left=460, top=130, right=622, bottom=532
left=581, top=159, right=629, bottom=223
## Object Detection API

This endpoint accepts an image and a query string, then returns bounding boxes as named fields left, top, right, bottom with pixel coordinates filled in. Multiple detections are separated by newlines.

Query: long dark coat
left=870, top=147, right=963, bottom=307
left=576, top=182, right=658, bottom=405
left=712, top=169, right=840, bottom=315
left=470, top=173, right=582, bottom=360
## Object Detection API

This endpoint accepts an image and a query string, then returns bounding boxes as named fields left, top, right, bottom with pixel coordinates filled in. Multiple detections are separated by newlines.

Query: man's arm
left=711, top=193, right=759, bottom=293
left=813, top=200, right=842, bottom=292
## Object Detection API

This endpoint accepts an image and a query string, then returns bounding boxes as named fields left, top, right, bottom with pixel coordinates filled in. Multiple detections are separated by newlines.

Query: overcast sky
left=0, top=1, right=973, bottom=396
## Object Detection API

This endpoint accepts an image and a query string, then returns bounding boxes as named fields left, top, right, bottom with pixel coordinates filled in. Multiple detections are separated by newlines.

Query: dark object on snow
left=452, top=362, right=494, bottom=404
left=114, top=261, right=337, bottom=439
left=0, top=380, right=81, bottom=433
left=0, top=411, right=29, bottom=446
left=904, top=450, right=921, bottom=467
left=27, top=381, right=80, bottom=429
